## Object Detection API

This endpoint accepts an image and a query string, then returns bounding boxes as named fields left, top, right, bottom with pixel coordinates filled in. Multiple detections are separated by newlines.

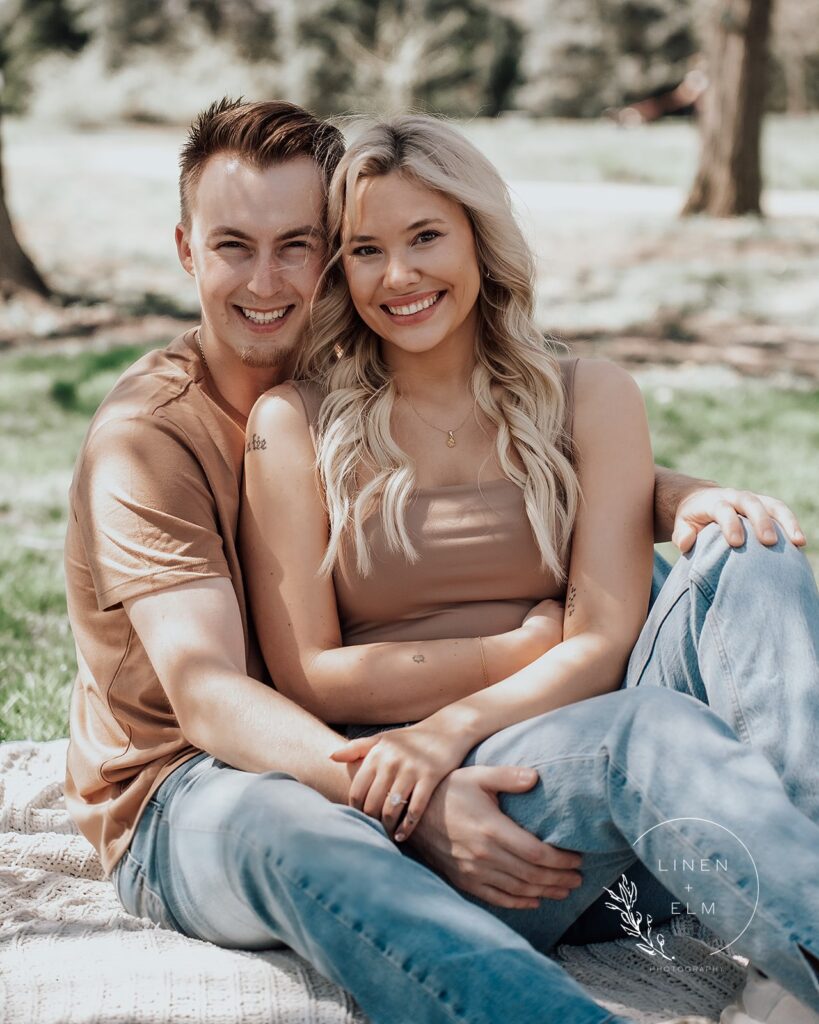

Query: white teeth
left=386, top=292, right=441, bottom=316
left=241, top=306, right=288, bottom=323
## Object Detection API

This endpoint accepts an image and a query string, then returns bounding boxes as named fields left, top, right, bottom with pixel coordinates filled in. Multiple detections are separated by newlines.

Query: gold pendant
left=447, top=432, right=456, bottom=448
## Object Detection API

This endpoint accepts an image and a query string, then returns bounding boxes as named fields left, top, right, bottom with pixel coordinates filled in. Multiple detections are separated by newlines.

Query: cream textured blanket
left=0, top=740, right=744, bottom=1024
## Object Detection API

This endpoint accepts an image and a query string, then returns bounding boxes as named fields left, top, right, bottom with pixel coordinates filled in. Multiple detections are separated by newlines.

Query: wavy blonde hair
left=299, top=115, right=581, bottom=580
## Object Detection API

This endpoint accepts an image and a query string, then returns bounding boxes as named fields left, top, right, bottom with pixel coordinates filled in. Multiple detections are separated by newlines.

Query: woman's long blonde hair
left=299, top=115, right=581, bottom=580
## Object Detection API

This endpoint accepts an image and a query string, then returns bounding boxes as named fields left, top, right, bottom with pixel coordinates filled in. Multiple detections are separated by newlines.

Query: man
left=65, top=99, right=815, bottom=1024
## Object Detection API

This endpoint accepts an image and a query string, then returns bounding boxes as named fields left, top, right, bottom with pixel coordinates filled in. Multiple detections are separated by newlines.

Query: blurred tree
left=683, top=0, right=773, bottom=216
left=0, top=0, right=90, bottom=297
left=771, top=0, right=819, bottom=114
left=301, top=0, right=522, bottom=116
left=517, top=0, right=697, bottom=116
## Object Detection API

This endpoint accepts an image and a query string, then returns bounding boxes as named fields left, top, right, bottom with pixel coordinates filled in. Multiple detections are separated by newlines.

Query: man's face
left=176, top=155, right=326, bottom=371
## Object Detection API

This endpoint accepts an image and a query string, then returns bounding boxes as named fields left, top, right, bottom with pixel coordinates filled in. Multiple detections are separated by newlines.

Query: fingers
left=469, top=883, right=542, bottom=911
left=381, top=772, right=415, bottom=837
left=494, top=820, right=582, bottom=872
left=671, top=520, right=697, bottom=554
left=478, top=765, right=539, bottom=795
left=348, top=757, right=378, bottom=812
left=480, top=867, right=578, bottom=902
left=734, top=492, right=780, bottom=546
left=394, top=778, right=436, bottom=842
left=712, top=501, right=746, bottom=547
left=479, top=843, right=583, bottom=891
left=330, top=735, right=380, bottom=763
left=362, top=765, right=394, bottom=820
left=759, top=496, right=806, bottom=546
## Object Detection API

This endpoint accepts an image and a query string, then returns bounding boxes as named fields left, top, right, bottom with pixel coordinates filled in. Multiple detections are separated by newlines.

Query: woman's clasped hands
left=331, top=717, right=476, bottom=842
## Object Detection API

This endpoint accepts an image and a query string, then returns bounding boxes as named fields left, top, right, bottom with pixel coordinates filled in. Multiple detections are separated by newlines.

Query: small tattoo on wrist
left=412, top=654, right=425, bottom=663
left=245, top=433, right=267, bottom=453
left=567, top=584, right=577, bottom=617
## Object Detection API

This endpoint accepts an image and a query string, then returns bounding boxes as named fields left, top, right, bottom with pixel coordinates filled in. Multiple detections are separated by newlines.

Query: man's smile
left=235, top=303, right=295, bottom=328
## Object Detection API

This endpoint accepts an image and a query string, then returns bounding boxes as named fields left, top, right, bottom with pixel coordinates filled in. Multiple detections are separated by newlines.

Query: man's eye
left=218, top=241, right=246, bottom=250
left=285, top=240, right=309, bottom=249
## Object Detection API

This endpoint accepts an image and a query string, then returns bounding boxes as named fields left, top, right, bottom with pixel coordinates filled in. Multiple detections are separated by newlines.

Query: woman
left=241, top=116, right=819, bottom=1015
left=241, top=114, right=655, bottom=834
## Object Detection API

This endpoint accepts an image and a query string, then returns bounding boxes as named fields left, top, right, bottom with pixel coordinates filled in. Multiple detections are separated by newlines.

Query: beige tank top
left=292, top=358, right=578, bottom=645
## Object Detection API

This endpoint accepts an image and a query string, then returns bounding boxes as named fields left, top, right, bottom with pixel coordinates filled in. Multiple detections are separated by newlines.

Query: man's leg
left=625, top=521, right=819, bottom=820
left=459, top=687, right=819, bottom=1011
left=113, top=753, right=626, bottom=1024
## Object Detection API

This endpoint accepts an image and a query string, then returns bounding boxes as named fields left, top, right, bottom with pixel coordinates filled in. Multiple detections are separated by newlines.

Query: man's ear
left=175, top=223, right=195, bottom=277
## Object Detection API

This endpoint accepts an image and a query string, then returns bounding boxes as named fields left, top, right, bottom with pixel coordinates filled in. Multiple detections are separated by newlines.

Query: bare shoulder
left=573, top=358, right=642, bottom=406
left=573, top=358, right=644, bottom=425
left=247, top=382, right=312, bottom=441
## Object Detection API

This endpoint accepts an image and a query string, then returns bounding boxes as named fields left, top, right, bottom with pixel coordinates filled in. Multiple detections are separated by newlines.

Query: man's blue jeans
left=113, top=524, right=819, bottom=1023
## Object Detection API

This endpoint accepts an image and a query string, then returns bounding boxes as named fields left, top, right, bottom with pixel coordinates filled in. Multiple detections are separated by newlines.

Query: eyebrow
left=349, top=217, right=445, bottom=243
left=207, top=224, right=321, bottom=241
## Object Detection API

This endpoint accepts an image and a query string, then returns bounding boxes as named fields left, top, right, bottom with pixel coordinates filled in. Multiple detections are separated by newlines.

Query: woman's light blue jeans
left=113, top=523, right=819, bottom=1024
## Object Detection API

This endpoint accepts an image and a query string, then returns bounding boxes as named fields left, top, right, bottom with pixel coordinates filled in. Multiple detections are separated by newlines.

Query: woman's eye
left=415, top=230, right=441, bottom=244
left=351, top=245, right=379, bottom=257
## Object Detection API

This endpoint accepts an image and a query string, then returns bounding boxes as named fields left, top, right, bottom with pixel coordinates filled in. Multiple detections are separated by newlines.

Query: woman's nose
left=382, top=253, right=421, bottom=291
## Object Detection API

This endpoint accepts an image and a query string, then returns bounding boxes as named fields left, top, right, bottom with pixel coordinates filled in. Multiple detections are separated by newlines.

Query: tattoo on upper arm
left=245, top=433, right=268, bottom=453
left=567, top=584, right=577, bottom=617
left=412, top=654, right=425, bottom=663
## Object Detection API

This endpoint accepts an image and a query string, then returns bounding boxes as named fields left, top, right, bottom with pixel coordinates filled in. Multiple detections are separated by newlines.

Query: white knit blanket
left=0, top=740, right=744, bottom=1024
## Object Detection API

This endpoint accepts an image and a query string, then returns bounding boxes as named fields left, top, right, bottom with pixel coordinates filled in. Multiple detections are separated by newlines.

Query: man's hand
left=407, top=765, right=583, bottom=910
left=672, top=487, right=807, bottom=554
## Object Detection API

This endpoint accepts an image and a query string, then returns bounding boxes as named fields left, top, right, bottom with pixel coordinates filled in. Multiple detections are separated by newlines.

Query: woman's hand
left=330, top=721, right=474, bottom=842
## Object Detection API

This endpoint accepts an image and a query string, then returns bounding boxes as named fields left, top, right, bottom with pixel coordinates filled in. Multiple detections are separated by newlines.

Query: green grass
left=0, top=342, right=159, bottom=743
left=0, top=342, right=816, bottom=743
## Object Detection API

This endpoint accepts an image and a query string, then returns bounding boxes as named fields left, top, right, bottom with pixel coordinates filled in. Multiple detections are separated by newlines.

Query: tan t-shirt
left=64, top=329, right=266, bottom=876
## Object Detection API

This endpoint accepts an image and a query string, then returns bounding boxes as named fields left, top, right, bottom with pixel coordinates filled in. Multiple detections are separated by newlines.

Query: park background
left=0, top=0, right=817, bottom=743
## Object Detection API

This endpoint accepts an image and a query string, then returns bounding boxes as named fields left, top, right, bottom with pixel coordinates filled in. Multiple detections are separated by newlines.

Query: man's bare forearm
left=653, top=464, right=716, bottom=543
left=185, top=669, right=354, bottom=804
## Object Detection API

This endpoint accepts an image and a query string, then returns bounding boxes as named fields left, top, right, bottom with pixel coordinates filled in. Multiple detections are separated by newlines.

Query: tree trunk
left=0, top=113, right=50, bottom=298
left=682, top=0, right=773, bottom=217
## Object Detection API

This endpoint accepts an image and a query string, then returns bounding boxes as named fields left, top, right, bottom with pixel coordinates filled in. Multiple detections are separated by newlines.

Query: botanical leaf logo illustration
left=604, top=874, right=674, bottom=960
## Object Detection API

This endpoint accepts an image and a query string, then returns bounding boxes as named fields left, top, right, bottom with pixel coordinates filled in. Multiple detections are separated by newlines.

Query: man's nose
left=247, top=256, right=284, bottom=297
left=383, top=252, right=421, bottom=291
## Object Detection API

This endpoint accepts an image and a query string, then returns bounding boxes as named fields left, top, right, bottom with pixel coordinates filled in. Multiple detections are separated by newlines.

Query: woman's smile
left=381, top=289, right=446, bottom=323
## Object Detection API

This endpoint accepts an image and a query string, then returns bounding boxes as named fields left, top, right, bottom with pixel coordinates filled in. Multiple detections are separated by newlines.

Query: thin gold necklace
left=402, top=393, right=474, bottom=448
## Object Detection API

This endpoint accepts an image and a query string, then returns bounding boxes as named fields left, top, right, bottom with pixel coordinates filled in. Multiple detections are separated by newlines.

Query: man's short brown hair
left=179, top=97, right=345, bottom=225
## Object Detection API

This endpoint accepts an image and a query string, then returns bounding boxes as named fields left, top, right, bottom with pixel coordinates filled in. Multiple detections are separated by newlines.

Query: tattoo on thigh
left=567, top=584, right=577, bottom=617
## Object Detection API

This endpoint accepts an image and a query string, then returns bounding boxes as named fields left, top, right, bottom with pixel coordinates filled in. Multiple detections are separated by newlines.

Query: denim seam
left=690, top=571, right=752, bottom=746
left=629, top=585, right=691, bottom=688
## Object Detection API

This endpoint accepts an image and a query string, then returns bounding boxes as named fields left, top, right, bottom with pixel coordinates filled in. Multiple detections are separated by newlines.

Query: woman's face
left=341, top=172, right=481, bottom=361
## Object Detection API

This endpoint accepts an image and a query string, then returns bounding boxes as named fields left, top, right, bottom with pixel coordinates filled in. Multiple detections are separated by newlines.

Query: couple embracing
left=65, top=98, right=819, bottom=1024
